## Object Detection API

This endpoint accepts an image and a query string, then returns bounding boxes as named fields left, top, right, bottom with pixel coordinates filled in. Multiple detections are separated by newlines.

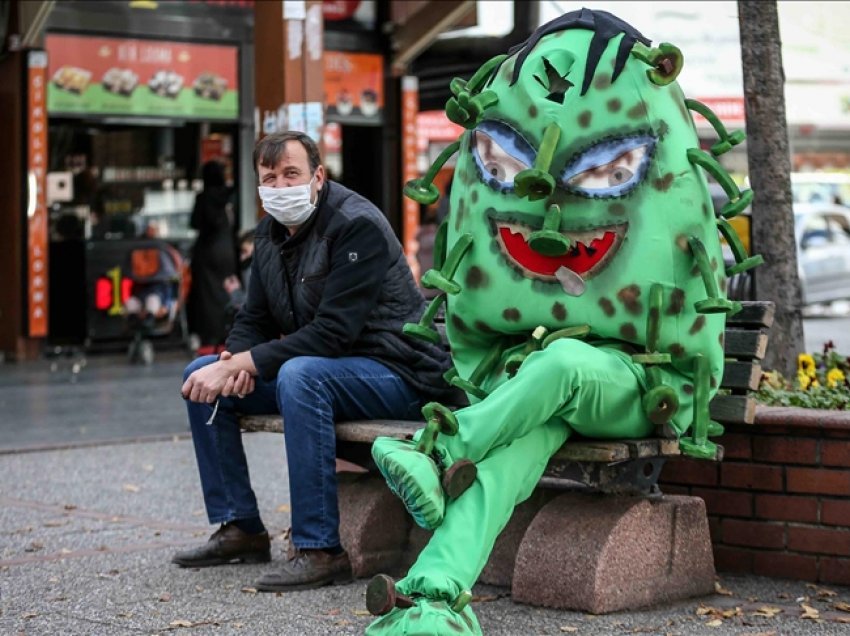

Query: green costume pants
left=401, top=338, right=654, bottom=601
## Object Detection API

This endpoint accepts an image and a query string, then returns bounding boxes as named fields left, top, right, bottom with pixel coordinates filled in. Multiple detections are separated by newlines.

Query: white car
left=795, top=203, right=850, bottom=305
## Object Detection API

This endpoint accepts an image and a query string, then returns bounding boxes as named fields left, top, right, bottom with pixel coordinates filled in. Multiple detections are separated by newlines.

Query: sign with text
left=28, top=51, right=49, bottom=337
left=324, top=51, right=383, bottom=124
left=45, top=34, right=239, bottom=120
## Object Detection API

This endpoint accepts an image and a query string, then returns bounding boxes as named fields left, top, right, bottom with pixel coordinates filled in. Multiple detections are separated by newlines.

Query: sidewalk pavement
left=2, top=353, right=850, bottom=634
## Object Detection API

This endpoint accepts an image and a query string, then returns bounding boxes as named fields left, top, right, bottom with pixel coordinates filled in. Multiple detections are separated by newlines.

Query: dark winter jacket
left=226, top=181, right=453, bottom=401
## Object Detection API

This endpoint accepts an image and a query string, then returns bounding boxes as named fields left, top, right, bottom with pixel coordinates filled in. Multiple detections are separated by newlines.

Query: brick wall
left=659, top=414, right=850, bottom=585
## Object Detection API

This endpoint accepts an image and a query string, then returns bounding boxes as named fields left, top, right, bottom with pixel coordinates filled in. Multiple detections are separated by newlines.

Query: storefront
left=40, top=1, right=255, bottom=346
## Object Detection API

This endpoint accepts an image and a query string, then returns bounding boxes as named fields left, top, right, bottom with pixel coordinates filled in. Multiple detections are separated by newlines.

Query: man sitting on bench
left=175, top=131, right=453, bottom=591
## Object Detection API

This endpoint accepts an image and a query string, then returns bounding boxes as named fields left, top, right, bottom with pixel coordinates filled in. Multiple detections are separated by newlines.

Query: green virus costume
left=368, top=8, right=761, bottom=634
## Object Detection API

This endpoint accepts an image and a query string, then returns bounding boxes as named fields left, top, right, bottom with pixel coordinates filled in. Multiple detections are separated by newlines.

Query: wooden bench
left=241, top=300, right=774, bottom=613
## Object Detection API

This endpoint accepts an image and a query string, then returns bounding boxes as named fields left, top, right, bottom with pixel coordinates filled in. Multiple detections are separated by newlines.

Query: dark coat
left=189, top=186, right=237, bottom=344
left=226, top=181, right=453, bottom=401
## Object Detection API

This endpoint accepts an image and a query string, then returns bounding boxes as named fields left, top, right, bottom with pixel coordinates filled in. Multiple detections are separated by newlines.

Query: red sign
left=324, top=51, right=383, bottom=122
left=323, top=1, right=362, bottom=21
left=416, top=109, right=466, bottom=151
left=691, top=96, right=746, bottom=126
left=46, top=34, right=239, bottom=119
left=27, top=51, right=49, bottom=338
left=401, top=76, right=420, bottom=280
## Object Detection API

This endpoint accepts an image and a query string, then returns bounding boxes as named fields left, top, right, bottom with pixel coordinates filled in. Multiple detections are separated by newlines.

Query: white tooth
left=555, top=266, right=586, bottom=296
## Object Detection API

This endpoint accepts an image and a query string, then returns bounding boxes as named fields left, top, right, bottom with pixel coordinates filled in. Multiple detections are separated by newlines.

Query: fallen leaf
left=143, top=464, right=154, bottom=471
left=752, top=605, right=782, bottom=618
left=276, top=504, right=291, bottom=512
left=714, top=582, right=734, bottom=596
left=25, top=541, right=44, bottom=552
left=191, top=509, right=205, bottom=517
left=63, top=504, right=77, bottom=510
left=59, top=548, right=72, bottom=554
left=334, top=620, right=351, bottom=627
left=471, top=594, right=500, bottom=603
left=800, top=604, right=820, bottom=620
left=43, top=520, right=67, bottom=528
left=48, top=577, right=59, bottom=583
left=806, top=583, right=838, bottom=598
left=706, top=619, right=723, bottom=627
left=123, top=484, right=140, bottom=493
left=353, top=609, right=371, bottom=616
left=22, top=612, right=38, bottom=619
left=159, top=593, right=172, bottom=602
left=240, top=587, right=258, bottom=594
left=722, top=607, right=742, bottom=618
left=170, top=619, right=194, bottom=627
left=559, top=628, right=578, bottom=633
left=116, top=611, right=133, bottom=618
left=835, top=601, right=850, bottom=613
left=233, top=623, right=244, bottom=628
left=833, top=616, right=850, bottom=624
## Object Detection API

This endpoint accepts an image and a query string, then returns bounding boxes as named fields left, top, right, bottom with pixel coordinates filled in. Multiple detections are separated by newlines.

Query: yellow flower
left=827, top=368, right=846, bottom=388
left=798, top=371, right=812, bottom=390
left=798, top=353, right=816, bottom=377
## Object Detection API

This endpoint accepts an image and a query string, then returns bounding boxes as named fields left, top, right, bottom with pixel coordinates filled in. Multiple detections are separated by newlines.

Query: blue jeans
left=184, top=354, right=422, bottom=550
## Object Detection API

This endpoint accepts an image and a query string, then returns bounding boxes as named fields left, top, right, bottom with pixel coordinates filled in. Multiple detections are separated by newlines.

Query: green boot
left=365, top=596, right=481, bottom=636
left=372, top=437, right=445, bottom=530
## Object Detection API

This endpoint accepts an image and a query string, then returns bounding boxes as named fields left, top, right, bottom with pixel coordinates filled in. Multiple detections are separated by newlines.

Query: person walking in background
left=188, top=160, right=238, bottom=351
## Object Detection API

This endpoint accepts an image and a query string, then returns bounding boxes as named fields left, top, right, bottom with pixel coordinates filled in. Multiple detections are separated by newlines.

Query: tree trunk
left=738, top=0, right=804, bottom=377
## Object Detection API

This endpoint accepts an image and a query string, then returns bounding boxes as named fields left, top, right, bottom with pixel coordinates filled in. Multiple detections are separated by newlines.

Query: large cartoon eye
left=472, top=121, right=535, bottom=189
left=560, top=135, right=656, bottom=198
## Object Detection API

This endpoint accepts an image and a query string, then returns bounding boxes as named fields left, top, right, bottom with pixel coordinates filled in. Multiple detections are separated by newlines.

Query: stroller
left=121, top=240, right=191, bottom=364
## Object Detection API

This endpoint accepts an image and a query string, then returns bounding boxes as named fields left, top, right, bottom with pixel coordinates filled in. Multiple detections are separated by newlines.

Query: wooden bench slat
left=552, top=442, right=630, bottom=462
left=240, top=414, right=282, bottom=434
left=726, top=301, right=775, bottom=329
left=336, top=420, right=417, bottom=443
left=724, top=330, right=768, bottom=360
left=721, top=361, right=762, bottom=392
left=709, top=394, right=756, bottom=424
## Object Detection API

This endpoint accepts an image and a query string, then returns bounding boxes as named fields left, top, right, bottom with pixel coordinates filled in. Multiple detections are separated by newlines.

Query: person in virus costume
left=367, top=8, right=761, bottom=634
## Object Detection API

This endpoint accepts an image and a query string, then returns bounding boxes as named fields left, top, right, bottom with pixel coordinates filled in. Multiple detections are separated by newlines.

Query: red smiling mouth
left=496, top=222, right=627, bottom=278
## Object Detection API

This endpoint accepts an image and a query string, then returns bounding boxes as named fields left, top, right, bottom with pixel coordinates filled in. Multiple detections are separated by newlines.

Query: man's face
left=257, top=140, right=324, bottom=203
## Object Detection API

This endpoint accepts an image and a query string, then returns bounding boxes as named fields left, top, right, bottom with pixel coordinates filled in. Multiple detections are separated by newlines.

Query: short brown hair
left=253, top=131, right=321, bottom=174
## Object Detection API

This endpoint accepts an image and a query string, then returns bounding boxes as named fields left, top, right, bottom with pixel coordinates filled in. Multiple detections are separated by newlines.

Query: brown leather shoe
left=171, top=524, right=271, bottom=568
left=255, top=545, right=353, bottom=592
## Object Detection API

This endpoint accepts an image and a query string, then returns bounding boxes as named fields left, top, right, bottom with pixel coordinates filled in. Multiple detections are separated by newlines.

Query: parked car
left=795, top=203, right=850, bottom=305
left=712, top=183, right=850, bottom=306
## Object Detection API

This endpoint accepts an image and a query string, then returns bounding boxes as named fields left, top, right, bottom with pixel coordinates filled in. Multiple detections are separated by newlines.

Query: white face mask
left=258, top=176, right=316, bottom=226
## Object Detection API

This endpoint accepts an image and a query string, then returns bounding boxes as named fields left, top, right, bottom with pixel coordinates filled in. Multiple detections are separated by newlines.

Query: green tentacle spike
left=685, top=99, right=746, bottom=156
left=421, top=233, right=473, bottom=295
left=432, top=220, right=448, bottom=272
left=416, top=402, right=459, bottom=455
left=403, top=294, right=446, bottom=344
left=404, top=233, right=473, bottom=343
left=633, top=284, right=679, bottom=429
left=716, top=217, right=764, bottom=275
left=686, top=148, right=753, bottom=218
left=450, top=340, right=504, bottom=400
left=404, top=141, right=461, bottom=205
left=632, top=284, right=672, bottom=365
left=541, top=324, right=591, bottom=349
left=515, top=122, right=562, bottom=202
left=445, top=54, right=507, bottom=129
left=527, top=204, right=572, bottom=256
left=688, top=236, right=741, bottom=315
left=504, top=325, right=548, bottom=378
left=630, top=42, right=683, bottom=85
left=642, top=367, right=679, bottom=431
left=679, top=354, right=721, bottom=460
